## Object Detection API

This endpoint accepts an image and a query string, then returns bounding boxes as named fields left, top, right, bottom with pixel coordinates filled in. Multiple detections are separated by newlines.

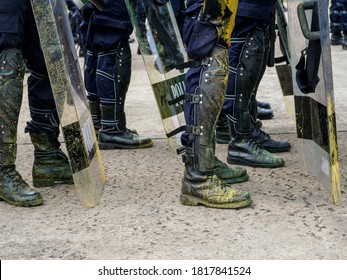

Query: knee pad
left=0, top=48, right=25, bottom=86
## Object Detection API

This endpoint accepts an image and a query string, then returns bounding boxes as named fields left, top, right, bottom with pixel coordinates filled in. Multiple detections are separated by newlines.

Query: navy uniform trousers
left=330, top=0, right=347, bottom=36
left=80, top=0, right=133, bottom=105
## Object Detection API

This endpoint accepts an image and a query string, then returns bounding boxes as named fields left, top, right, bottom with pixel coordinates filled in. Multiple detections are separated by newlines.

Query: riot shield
left=30, top=0, right=106, bottom=208
left=275, top=1, right=296, bottom=121
left=125, top=0, right=187, bottom=151
left=286, top=0, right=341, bottom=204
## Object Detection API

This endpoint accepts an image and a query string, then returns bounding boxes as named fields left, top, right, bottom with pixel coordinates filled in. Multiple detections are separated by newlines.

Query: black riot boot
left=0, top=48, right=43, bottom=206
left=180, top=46, right=252, bottom=208
left=98, top=103, right=153, bottom=149
left=0, top=164, right=43, bottom=206
left=181, top=155, right=252, bottom=209
left=227, top=119, right=285, bottom=167
left=257, top=106, right=274, bottom=120
left=250, top=97, right=291, bottom=153
left=29, top=133, right=73, bottom=187
left=250, top=126, right=291, bottom=153
left=257, top=100, right=271, bottom=109
left=216, top=110, right=262, bottom=144
left=255, top=100, right=274, bottom=120
left=229, top=92, right=285, bottom=167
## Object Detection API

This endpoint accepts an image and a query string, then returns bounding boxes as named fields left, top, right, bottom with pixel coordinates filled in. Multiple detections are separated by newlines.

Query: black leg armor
left=225, top=30, right=288, bottom=167
left=189, top=45, right=228, bottom=174
left=229, top=28, right=268, bottom=136
left=0, top=49, right=25, bottom=166
left=249, top=28, right=270, bottom=124
left=0, top=49, right=43, bottom=206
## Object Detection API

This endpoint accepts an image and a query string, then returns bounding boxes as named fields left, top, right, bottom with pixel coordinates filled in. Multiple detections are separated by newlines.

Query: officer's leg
left=180, top=46, right=251, bottom=209
left=330, top=0, right=344, bottom=45
left=225, top=28, right=285, bottom=167
left=24, top=71, right=73, bottom=187
left=248, top=28, right=291, bottom=153
left=24, top=22, right=73, bottom=187
left=180, top=2, right=251, bottom=208
left=0, top=49, right=43, bottom=206
left=96, top=39, right=153, bottom=149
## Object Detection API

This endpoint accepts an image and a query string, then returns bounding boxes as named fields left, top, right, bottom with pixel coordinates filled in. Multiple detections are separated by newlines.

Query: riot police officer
left=0, top=0, right=73, bottom=206
left=330, top=0, right=347, bottom=49
left=179, top=0, right=252, bottom=209
left=218, top=0, right=291, bottom=168
left=79, top=0, right=153, bottom=149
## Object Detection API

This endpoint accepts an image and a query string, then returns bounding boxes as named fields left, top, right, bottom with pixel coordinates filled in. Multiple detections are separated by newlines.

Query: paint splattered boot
left=30, top=133, right=73, bottom=187
left=0, top=164, right=43, bottom=206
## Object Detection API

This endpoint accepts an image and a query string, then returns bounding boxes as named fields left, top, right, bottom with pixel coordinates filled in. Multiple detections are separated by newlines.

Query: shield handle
left=297, top=1, right=320, bottom=40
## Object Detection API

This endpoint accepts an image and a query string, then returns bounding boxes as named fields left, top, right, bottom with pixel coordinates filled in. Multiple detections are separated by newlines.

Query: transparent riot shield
left=286, top=0, right=341, bottom=204
left=30, top=0, right=106, bottom=207
left=275, top=0, right=296, bottom=121
left=125, top=0, right=188, bottom=151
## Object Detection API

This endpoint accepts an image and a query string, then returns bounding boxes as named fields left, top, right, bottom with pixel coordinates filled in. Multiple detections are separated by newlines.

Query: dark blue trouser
left=80, top=2, right=132, bottom=103
left=330, top=0, right=347, bottom=35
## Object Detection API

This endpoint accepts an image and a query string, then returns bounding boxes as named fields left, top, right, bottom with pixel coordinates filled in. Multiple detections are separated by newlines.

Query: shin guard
left=0, top=49, right=25, bottom=166
left=186, top=45, right=228, bottom=174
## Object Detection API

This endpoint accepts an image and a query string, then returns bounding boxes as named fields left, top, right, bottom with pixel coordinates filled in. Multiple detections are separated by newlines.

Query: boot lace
left=245, top=136, right=261, bottom=152
left=254, top=127, right=270, bottom=139
left=3, top=167, right=26, bottom=188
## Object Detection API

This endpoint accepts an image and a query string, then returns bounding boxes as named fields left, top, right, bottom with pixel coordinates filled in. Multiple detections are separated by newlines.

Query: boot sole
left=98, top=142, right=153, bottom=150
left=222, top=174, right=249, bottom=185
left=262, top=146, right=291, bottom=153
left=180, top=194, right=252, bottom=209
left=0, top=196, right=43, bottom=207
left=227, top=156, right=285, bottom=168
left=33, top=179, right=74, bottom=188
left=257, top=114, right=274, bottom=120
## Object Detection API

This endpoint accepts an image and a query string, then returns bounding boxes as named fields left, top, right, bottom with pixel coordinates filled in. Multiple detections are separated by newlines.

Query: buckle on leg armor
left=185, top=93, right=202, bottom=104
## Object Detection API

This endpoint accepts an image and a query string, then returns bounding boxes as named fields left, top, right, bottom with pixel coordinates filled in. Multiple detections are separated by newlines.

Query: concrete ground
left=0, top=40, right=346, bottom=260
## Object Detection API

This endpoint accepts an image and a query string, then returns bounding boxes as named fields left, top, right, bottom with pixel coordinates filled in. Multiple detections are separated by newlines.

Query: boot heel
left=33, top=177, right=74, bottom=188
left=33, top=178, right=55, bottom=188
left=180, top=194, right=200, bottom=206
